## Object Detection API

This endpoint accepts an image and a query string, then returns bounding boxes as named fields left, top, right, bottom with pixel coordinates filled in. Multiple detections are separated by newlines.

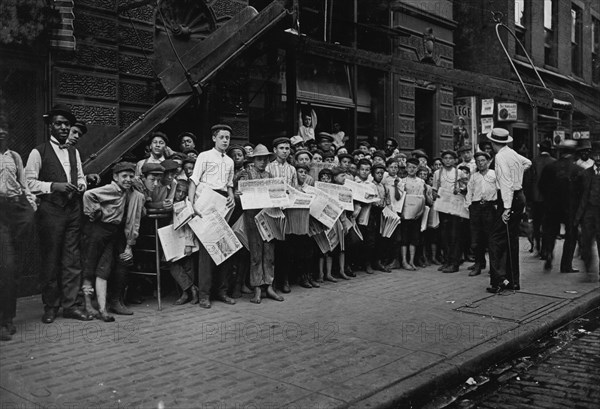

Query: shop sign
left=481, top=99, right=494, bottom=116
left=497, top=103, right=517, bottom=121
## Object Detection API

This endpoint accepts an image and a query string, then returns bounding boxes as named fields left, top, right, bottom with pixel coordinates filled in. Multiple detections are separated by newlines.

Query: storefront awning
left=83, top=1, right=287, bottom=175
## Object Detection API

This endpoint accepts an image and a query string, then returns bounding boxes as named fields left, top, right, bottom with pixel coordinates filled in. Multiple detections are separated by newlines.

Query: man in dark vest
left=575, top=141, right=600, bottom=281
left=25, top=104, right=91, bottom=323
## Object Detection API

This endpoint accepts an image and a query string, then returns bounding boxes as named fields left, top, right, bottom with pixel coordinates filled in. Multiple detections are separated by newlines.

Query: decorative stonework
left=207, top=0, right=246, bottom=21
left=123, top=3, right=154, bottom=23
left=398, top=135, right=415, bottom=149
left=119, top=108, right=146, bottom=130
left=439, top=138, right=454, bottom=150
left=74, top=10, right=117, bottom=42
left=119, top=53, right=154, bottom=78
left=119, top=80, right=155, bottom=104
left=398, top=117, right=415, bottom=133
left=55, top=43, right=118, bottom=71
left=440, top=123, right=454, bottom=137
left=440, top=106, right=454, bottom=122
left=78, top=0, right=116, bottom=11
left=57, top=70, right=118, bottom=100
left=119, top=24, right=153, bottom=50
left=70, top=104, right=118, bottom=126
left=51, top=0, right=76, bottom=50
left=439, top=90, right=454, bottom=107
left=399, top=101, right=415, bottom=116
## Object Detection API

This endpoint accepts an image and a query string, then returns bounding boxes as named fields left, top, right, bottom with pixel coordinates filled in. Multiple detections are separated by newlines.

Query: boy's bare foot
left=250, top=287, right=262, bottom=304
left=266, top=286, right=284, bottom=301
left=324, top=275, right=338, bottom=282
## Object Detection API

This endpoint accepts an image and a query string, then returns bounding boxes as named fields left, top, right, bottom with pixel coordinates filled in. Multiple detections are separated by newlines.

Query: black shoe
left=298, top=281, right=312, bottom=289
left=63, top=308, right=93, bottom=321
left=469, top=268, right=482, bottom=277
left=560, top=268, right=579, bottom=273
left=198, top=298, right=211, bottom=309
left=281, top=282, right=291, bottom=293
left=108, top=300, right=133, bottom=315
left=544, top=259, right=552, bottom=271
left=486, top=286, right=502, bottom=294
left=437, top=264, right=448, bottom=271
left=442, top=265, right=459, bottom=273
left=41, top=308, right=57, bottom=324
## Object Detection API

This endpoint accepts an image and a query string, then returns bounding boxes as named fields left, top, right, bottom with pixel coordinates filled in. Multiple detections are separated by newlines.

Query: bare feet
left=97, top=309, right=115, bottom=322
left=366, top=265, right=376, bottom=274
left=402, top=262, right=416, bottom=271
left=241, top=285, right=253, bottom=294
left=266, top=286, right=284, bottom=301
left=324, top=275, right=338, bottom=282
left=250, top=287, right=261, bottom=304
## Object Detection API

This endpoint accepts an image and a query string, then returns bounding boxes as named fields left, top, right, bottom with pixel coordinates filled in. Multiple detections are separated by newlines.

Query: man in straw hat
left=237, top=144, right=284, bottom=303
left=575, top=140, right=600, bottom=281
left=26, top=104, right=91, bottom=323
left=485, top=128, right=531, bottom=293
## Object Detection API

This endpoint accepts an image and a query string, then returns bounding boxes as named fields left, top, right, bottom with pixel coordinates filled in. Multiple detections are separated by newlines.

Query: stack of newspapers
left=255, top=208, right=286, bottom=242
left=380, top=206, right=402, bottom=238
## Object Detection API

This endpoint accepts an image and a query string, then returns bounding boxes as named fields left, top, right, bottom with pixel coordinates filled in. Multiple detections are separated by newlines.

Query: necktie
left=50, top=139, right=68, bottom=149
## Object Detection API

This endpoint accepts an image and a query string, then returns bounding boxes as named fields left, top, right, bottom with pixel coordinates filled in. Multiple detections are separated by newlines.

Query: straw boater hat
left=487, top=128, right=513, bottom=144
left=249, top=144, right=275, bottom=160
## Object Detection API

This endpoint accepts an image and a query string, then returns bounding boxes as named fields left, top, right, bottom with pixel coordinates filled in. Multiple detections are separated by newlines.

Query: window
left=571, top=5, right=582, bottom=76
left=514, top=0, right=526, bottom=56
left=544, top=0, right=557, bottom=66
left=593, top=18, right=600, bottom=83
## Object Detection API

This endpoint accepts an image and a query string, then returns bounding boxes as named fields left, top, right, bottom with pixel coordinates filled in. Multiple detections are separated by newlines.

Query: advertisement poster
left=497, top=103, right=517, bottom=121
left=481, top=118, right=494, bottom=134
left=453, top=96, right=477, bottom=150
left=481, top=98, right=494, bottom=115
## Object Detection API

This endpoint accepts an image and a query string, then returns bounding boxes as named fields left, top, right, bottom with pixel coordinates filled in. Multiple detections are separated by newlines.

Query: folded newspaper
left=238, top=178, right=289, bottom=210
left=187, top=207, right=242, bottom=265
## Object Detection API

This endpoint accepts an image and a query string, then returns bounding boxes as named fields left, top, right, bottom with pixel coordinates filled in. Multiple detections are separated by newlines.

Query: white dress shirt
left=465, top=169, right=497, bottom=206
left=189, top=147, right=233, bottom=192
left=25, top=136, right=86, bottom=195
left=576, top=158, right=594, bottom=170
left=494, top=145, right=531, bottom=209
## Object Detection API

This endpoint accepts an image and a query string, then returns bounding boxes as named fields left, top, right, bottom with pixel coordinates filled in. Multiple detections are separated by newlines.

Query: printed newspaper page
left=343, top=179, right=380, bottom=204
left=193, top=182, right=234, bottom=219
left=314, top=182, right=354, bottom=211
left=238, top=177, right=289, bottom=210
left=187, top=207, right=242, bottom=265
left=173, top=199, right=194, bottom=230
left=309, top=190, right=343, bottom=229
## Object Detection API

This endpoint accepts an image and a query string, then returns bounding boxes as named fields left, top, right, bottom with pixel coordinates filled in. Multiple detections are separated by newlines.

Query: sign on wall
left=453, top=96, right=477, bottom=150
left=497, top=103, right=517, bottom=121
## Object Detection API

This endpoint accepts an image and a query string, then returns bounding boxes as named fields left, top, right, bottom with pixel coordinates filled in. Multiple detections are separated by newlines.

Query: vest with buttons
left=36, top=142, right=78, bottom=207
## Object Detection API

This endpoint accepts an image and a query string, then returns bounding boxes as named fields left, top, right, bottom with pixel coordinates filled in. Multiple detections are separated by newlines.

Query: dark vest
left=36, top=142, right=78, bottom=207
left=589, top=171, right=600, bottom=206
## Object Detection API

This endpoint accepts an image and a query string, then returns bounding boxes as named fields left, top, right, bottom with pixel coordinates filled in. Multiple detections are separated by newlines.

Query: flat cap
left=272, top=137, right=291, bottom=148
left=177, top=131, right=197, bottom=143
left=72, top=121, right=87, bottom=135
left=141, top=162, right=165, bottom=175
left=412, top=149, right=428, bottom=159
left=317, top=132, right=334, bottom=142
left=440, top=150, right=458, bottom=159
left=112, top=161, right=136, bottom=174
left=406, top=157, right=420, bottom=166
left=457, top=145, right=472, bottom=153
left=211, top=124, right=232, bottom=133
left=473, top=151, right=491, bottom=160
left=161, top=159, right=180, bottom=172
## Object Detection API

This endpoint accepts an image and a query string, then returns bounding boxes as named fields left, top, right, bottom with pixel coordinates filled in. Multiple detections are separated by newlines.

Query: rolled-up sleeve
left=25, top=149, right=52, bottom=195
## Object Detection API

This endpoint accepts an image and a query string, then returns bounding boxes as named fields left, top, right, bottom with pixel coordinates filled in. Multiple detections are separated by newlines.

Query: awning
left=83, top=1, right=288, bottom=174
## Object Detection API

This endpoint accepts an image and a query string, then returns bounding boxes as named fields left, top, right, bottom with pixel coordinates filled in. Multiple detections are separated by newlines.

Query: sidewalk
left=1, top=238, right=599, bottom=409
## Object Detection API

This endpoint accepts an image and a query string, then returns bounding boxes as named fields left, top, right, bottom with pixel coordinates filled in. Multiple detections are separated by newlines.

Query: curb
left=348, top=288, right=600, bottom=409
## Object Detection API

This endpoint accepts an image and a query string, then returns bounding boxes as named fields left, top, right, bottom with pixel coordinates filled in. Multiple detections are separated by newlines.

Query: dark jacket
left=538, top=155, right=582, bottom=217
left=575, top=166, right=598, bottom=224
left=525, top=153, right=555, bottom=203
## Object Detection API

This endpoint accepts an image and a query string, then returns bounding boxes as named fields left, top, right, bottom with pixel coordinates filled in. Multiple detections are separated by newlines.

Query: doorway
left=415, top=88, right=435, bottom=155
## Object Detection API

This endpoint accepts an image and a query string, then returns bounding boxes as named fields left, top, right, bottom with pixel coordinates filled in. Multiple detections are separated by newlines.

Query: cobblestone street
left=1, top=239, right=599, bottom=409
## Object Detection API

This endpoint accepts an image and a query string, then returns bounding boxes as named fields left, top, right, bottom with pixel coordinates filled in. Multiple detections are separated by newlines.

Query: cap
left=331, top=167, right=347, bottom=177
left=412, top=149, right=428, bottom=159
left=148, top=131, right=169, bottom=144
left=337, top=153, right=353, bottom=162
left=227, top=144, right=246, bottom=156
left=473, top=151, right=491, bottom=160
left=406, top=157, right=420, bottom=166
left=295, top=163, right=310, bottom=172
left=112, top=161, right=136, bottom=174
left=211, top=124, right=232, bottom=133
left=161, top=159, right=180, bottom=172
left=371, top=163, right=386, bottom=173
left=396, top=152, right=407, bottom=159
left=372, top=150, right=386, bottom=160
left=457, top=145, right=472, bottom=153
left=272, top=137, right=291, bottom=148
left=141, top=162, right=165, bottom=175
left=440, top=150, right=458, bottom=159
left=177, top=131, right=197, bottom=143
left=72, top=121, right=87, bottom=135
left=290, top=135, right=304, bottom=146
left=294, top=149, right=313, bottom=160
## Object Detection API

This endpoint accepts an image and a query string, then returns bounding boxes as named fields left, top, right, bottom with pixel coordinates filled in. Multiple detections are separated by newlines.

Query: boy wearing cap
left=432, top=150, right=462, bottom=273
left=81, top=162, right=145, bottom=321
left=457, top=145, right=476, bottom=174
left=188, top=124, right=236, bottom=308
left=135, top=131, right=168, bottom=176
left=465, top=152, right=497, bottom=276
left=146, top=159, right=178, bottom=210
left=178, top=132, right=197, bottom=153
left=486, top=128, right=531, bottom=293
left=26, top=104, right=91, bottom=323
left=317, top=132, right=334, bottom=154
left=238, top=144, right=284, bottom=303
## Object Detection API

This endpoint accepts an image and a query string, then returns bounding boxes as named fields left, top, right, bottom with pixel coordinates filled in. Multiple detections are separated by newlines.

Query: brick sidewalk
left=1, top=238, right=599, bottom=409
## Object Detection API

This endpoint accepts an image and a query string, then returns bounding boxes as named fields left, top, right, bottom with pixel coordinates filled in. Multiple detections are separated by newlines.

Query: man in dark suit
left=25, top=104, right=92, bottom=323
left=575, top=141, right=600, bottom=281
left=538, top=140, right=582, bottom=273
left=525, top=140, right=555, bottom=258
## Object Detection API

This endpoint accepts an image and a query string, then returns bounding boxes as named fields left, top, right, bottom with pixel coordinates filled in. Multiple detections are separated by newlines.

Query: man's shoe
left=469, top=268, right=482, bottom=277
left=97, top=310, right=115, bottom=322
left=173, top=292, right=190, bottom=305
left=216, top=295, right=236, bottom=305
left=281, top=281, right=291, bottom=293
left=442, top=265, right=459, bottom=273
left=63, top=308, right=93, bottom=321
left=108, top=300, right=133, bottom=315
left=41, top=309, right=57, bottom=324
left=298, top=281, right=312, bottom=289
left=437, top=264, right=448, bottom=271
left=560, top=268, right=579, bottom=273
left=190, top=286, right=199, bottom=304
left=308, top=279, right=320, bottom=288
left=468, top=263, right=478, bottom=271
left=198, top=298, right=211, bottom=309
left=543, top=258, right=552, bottom=271
left=486, top=286, right=502, bottom=294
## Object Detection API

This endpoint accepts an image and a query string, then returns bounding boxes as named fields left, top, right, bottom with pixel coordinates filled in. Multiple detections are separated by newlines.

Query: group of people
left=1, top=103, right=599, bottom=343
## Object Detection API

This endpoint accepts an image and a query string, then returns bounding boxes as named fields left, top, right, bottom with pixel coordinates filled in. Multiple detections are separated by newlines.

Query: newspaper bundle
left=315, top=182, right=354, bottom=211
left=187, top=207, right=242, bottom=265
left=432, top=187, right=469, bottom=219
left=343, top=179, right=380, bottom=204
left=254, top=208, right=286, bottom=242
left=173, top=199, right=194, bottom=230
left=307, top=189, right=344, bottom=229
left=193, top=183, right=234, bottom=220
left=238, top=178, right=289, bottom=210
left=313, top=224, right=340, bottom=254
left=157, top=223, right=200, bottom=262
left=308, top=217, right=328, bottom=237
left=380, top=206, right=402, bottom=238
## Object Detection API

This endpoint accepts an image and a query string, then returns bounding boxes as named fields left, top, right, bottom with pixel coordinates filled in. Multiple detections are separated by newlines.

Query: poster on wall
left=497, top=103, right=517, bottom=121
left=481, top=118, right=494, bottom=134
left=453, top=96, right=477, bottom=151
left=481, top=99, right=494, bottom=116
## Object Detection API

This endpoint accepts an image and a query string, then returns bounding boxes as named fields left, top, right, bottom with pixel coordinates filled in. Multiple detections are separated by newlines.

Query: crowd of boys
left=1, top=104, right=599, bottom=342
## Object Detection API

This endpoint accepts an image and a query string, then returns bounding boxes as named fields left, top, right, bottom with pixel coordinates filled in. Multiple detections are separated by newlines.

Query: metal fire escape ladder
left=492, top=11, right=574, bottom=112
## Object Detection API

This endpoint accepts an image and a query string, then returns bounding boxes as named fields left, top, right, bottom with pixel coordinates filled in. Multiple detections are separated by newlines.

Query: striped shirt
left=266, top=160, right=297, bottom=188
